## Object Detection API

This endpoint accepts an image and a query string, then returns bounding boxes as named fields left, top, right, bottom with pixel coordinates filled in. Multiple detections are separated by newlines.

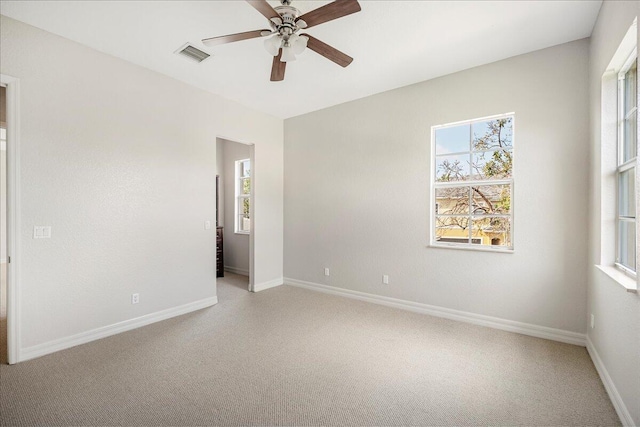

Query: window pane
left=435, top=216, right=470, bottom=243
left=623, top=111, right=637, bottom=162
left=435, top=154, right=470, bottom=182
left=472, top=118, right=513, bottom=151
left=241, top=177, right=251, bottom=195
left=472, top=184, right=511, bottom=215
left=435, top=186, right=469, bottom=215
left=619, top=167, right=636, bottom=217
left=435, top=125, right=470, bottom=155
left=625, top=61, right=637, bottom=114
left=472, top=149, right=512, bottom=180
left=241, top=160, right=251, bottom=177
left=238, top=215, right=250, bottom=232
left=472, top=217, right=512, bottom=247
left=618, top=220, right=636, bottom=271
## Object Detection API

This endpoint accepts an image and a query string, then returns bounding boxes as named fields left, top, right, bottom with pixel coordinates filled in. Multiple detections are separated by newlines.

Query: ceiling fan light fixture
left=202, top=0, right=361, bottom=81
left=291, top=34, right=308, bottom=55
left=281, top=44, right=297, bottom=62
left=264, top=35, right=282, bottom=56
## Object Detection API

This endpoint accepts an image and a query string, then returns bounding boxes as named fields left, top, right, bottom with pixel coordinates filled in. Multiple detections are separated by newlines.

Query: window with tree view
left=616, top=54, right=637, bottom=274
left=235, top=158, right=251, bottom=234
left=432, top=114, right=514, bottom=250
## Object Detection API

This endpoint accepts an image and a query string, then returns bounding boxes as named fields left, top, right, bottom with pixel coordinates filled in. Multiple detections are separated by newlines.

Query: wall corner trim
left=253, top=277, right=283, bottom=292
left=586, top=336, right=635, bottom=426
left=224, top=265, right=250, bottom=276
left=18, top=296, right=218, bottom=363
left=284, top=277, right=587, bottom=347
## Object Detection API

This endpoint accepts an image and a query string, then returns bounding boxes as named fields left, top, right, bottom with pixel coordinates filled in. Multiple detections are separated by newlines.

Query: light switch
left=33, top=226, right=52, bottom=239
left=204, top=220, right=211, bottom=230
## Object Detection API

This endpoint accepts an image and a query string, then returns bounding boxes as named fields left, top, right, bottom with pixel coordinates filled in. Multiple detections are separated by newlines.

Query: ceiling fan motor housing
left=272, top=5, right=303, bottom=39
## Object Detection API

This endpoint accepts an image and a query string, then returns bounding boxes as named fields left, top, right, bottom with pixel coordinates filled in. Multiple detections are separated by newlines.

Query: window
left=616, top=52, right=637, bottom=274
left=431, top=113, right=514, bottom=251
left=235, top=158, right=251, bottom=234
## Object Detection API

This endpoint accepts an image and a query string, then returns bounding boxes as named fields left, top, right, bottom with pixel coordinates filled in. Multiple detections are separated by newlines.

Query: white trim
left=253, top=277, right=283, bottom=292
left=224, top=265, right=249, bottom=276
left=1, top=74, right=21, bottom=365
left=19, top=296, right=218, bottom=363
left=428, top=242, right=514, bottom=254
left=284, top=277, right=587, bottom=346
left=596, top=264, right=638, bottom=292
left=586, top=336, right=635, bottom=426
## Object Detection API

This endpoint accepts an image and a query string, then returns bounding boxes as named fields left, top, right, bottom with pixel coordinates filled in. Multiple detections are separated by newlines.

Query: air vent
left=175, top=43, right=211, bottom=63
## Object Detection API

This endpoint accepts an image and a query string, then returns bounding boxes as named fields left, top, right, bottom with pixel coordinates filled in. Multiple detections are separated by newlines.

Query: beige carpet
left=0, top=273, right=619, bottom=426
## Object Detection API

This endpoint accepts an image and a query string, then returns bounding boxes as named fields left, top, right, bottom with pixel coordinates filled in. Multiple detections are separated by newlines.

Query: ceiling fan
left=202, top=0, right=361, bottom=81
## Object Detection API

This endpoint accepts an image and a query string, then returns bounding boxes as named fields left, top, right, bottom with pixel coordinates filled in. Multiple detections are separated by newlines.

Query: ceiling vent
left=175, top=43, right=211, bottom=63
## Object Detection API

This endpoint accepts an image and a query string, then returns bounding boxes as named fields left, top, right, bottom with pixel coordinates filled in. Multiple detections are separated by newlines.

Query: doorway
left=1, top=84, right=7, bottom=364
left=215, top=137, right=254, bottom=293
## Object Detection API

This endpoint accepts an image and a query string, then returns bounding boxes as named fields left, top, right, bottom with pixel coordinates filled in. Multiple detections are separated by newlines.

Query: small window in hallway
left=235, top=159, right=251, bottom=234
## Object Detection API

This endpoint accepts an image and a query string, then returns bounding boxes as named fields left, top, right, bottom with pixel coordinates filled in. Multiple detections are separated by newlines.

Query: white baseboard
left=19, top=296, right=218, bottom=363
left=284, top=277, right=587, bottom=347
left=253, top=277, right=283, bottom=292
left=587, top=336, right=635, bottom=426
left=224, top=265, right=249, bottom=276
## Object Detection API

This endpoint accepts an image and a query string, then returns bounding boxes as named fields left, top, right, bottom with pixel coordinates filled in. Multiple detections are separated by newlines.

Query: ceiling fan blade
left=246, top=0, right=281, bottom=22
left=296, top=0, right=361, bottom=29
left=305, top=35, right=353, bottom=67
left=270, top=49, right=286, bottom=81
left=202, top=29, right=271, bottom=47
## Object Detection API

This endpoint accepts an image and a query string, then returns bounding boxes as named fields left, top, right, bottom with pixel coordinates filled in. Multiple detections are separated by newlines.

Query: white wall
left=587, top=1, right=640, bottom=425
left=0, top=15, right=283, bottom=356
left=221, top=139, right=251, bottom=274
left=216, top=138, right=224, bottom=227
left=285, top=39, right=590, bottom=334
left=1, top=86, right=6, bottom=263
left=1, top=150, right=6, bottom=263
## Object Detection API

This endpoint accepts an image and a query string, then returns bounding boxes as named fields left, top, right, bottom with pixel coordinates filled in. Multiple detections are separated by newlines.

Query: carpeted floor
left=0, top=262, right=6, bottom=365
left=0, top=273, right=620, bottom=426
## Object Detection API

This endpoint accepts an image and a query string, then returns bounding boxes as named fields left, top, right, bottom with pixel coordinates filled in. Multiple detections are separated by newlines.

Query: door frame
left=216, top=136, right=255, bottom=292
left=1, top=74, right=21, bottom=364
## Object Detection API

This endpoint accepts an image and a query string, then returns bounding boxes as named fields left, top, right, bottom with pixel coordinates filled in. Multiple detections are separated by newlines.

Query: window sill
left=235, top=231, right=250, bottom=236
left=428, top=243, right=514, bottom=254
left=595, top=265, right=638, bottom=293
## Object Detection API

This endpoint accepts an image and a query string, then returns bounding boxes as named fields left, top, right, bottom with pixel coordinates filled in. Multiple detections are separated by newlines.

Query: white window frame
left=430, top=112, right=515, bottom=253
left=615, top=49, right=637, bottom=277
left=234, top=158, right=251, bottom=235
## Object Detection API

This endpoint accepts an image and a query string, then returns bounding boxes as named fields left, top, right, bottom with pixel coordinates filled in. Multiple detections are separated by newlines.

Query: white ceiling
left=0, top=1, right=602, bottom=119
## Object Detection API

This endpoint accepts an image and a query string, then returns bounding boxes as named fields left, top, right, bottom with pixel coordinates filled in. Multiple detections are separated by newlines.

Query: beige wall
left=1, top=149, right=6, bottom=263
left=587, top=1, right=640, bottom=425
left=1, top=87, right=5, bottom=263
left=216, top=137, right=225, bottom=227
left=0, top=15, right=283, bottom=356
left=285, top=39, right=590, bottom=334
left=221, top=139, right=251, bottom=274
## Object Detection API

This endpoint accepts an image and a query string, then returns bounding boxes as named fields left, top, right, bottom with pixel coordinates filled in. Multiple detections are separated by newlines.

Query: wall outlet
left=382, top=275, right=389, bottom=285
left=324, top=268, right=330, bottom=277
left=204, top=220, right=211, bottom=230
left=590, top=314, right=595, bottom=329
left=132, top=293, right=140, bottom=305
